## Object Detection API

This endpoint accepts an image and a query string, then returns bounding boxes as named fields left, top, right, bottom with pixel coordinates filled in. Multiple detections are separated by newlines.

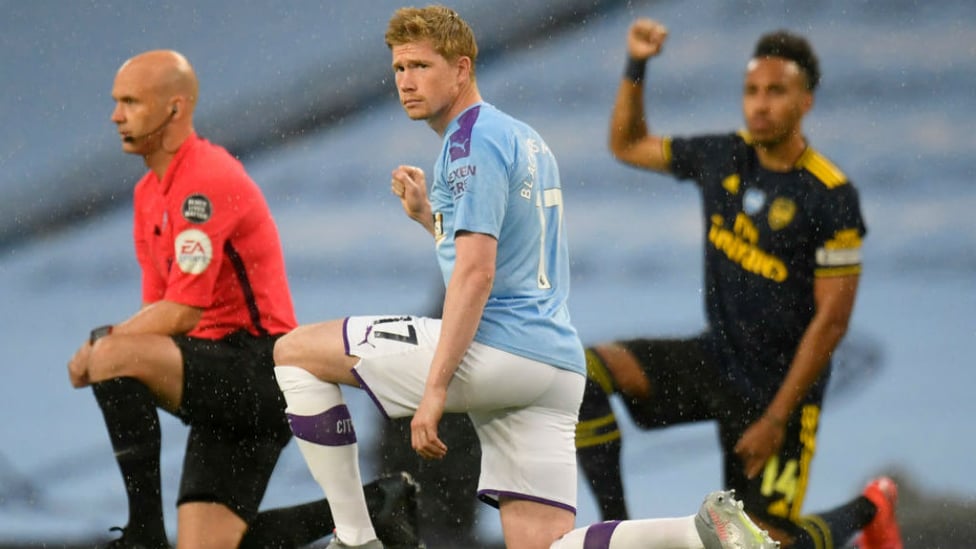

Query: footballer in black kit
left=675, top=131, right=866, bottom=409
left=580, top=18, right=902, bottom=549
left=594, top=132, right=867, bottom=527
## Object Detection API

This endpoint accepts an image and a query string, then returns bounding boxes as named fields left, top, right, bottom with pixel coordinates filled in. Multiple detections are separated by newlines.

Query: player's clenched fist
left=391, top=164, right=433, bottom=232
left=627, top=18, right=668, bottom=61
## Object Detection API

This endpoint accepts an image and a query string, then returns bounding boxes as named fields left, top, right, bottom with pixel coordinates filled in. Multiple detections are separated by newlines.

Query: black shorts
left=615, top=336, right=823, bottom=528
left=171, top=330, right=292, bottom=522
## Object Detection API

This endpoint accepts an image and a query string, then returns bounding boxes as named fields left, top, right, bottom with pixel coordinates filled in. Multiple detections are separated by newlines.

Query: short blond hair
left=385, top=5, right=478, bottom=74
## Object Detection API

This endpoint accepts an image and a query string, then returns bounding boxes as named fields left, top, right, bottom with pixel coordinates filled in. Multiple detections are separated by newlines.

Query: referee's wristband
left=89, top=324, right=114, bottom=344
left=624, top=56, right=647, bottom=84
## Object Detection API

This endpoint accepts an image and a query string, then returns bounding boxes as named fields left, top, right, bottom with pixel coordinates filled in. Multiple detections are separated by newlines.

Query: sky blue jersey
left=430, top=103, right=584, bottom=375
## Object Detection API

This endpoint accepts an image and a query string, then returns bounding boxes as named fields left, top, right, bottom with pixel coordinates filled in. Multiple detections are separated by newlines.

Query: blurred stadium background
left=1, top=1, right=974, bottom=547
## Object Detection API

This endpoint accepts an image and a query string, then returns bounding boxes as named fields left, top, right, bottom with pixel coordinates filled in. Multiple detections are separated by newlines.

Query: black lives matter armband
left=624, top=57, right=647, bottom=84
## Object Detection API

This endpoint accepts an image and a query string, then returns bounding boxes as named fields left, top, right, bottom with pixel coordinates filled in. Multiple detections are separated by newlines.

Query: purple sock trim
left=286, top=405, right=357, bottom=445
left=583, top=520, right=621, bottom=549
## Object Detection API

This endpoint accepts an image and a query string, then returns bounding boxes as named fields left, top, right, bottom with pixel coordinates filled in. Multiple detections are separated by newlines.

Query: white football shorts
left=344, top=314, right=584, bottom=513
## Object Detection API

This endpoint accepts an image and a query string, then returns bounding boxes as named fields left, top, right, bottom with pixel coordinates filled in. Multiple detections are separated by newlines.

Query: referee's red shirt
left=133, top=134, right=296, bottom=340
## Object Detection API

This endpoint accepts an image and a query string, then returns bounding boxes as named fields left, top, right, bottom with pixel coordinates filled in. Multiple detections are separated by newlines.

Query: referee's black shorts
left=171, top=330, right=292, bottom=522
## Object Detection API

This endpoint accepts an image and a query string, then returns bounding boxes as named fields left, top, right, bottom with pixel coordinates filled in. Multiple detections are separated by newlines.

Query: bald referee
left=68, top=50, right=420, bottom=549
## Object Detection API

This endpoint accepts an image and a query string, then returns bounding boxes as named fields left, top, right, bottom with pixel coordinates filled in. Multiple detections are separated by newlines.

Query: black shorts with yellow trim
left=617, top=336, right=824, bottom=527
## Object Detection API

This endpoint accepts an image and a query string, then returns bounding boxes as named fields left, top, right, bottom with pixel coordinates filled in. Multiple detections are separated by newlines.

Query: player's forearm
left=767, top=273, right=858, bottom=422
left=114, top=299, right=203, bottom=336
left=427, top=232, right=495, bottom=391
left=402, top=193, right=434, bottom=236
left=608, top=80, right=650, bottom=160
left=608, top=77, right=669, bottom=172
left=414, top=207, right=436, bottom=237
left=766, top=315, right=849, bottom=423
left=427, top=265, right=492, bottom=391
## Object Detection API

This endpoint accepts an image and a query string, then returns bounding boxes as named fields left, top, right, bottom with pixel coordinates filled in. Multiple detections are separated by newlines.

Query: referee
left=67, top=50, right=420, bottom=549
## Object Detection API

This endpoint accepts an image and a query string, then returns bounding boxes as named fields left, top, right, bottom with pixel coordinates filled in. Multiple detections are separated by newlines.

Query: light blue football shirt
left=429, top=103, right=584, bottom=375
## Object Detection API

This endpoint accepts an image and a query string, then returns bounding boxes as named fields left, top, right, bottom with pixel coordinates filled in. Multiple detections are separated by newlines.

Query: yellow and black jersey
left=664, top=131, right=867, bottom=401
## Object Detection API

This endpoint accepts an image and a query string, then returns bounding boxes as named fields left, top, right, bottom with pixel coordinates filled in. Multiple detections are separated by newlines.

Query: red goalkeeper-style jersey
left=133, top=134, right=296, bottom=340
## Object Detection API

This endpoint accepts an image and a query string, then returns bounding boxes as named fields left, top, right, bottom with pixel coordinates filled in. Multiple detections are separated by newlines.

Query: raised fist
left=627, top=18, right=669, bottom=61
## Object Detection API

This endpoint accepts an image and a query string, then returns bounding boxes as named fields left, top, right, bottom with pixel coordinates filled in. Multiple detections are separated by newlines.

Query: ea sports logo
left=174, top=229, right=213, bottom=274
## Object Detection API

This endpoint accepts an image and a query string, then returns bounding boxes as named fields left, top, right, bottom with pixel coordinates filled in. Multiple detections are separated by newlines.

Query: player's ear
left=170, top=96, right=189, bottom=119
left=456, top=55, right=473, bottom=84
left=801, top=89, right=814, bottom=115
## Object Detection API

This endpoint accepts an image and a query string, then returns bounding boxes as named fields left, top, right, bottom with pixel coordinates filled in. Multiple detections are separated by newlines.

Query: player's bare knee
left=274, top=322, right=348, bottom=370
left=272, top=329, right=306, bottom=366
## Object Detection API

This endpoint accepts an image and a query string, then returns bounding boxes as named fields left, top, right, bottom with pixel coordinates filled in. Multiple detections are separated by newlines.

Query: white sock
left=550, top=516, right=703, bottom=549
left=275, top=365, right=376, bottom=545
